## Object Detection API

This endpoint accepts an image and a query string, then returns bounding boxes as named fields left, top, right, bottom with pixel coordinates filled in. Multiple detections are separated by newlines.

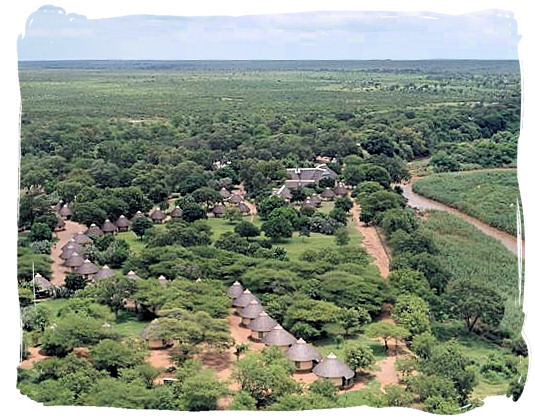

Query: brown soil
left=374, top=355, right=399, bottom=390
left=50, top=220, right=87, bottom=285
left=351, top=203, right=390, bottom=279
left=146, top=346, right=176, bottom=385
left=19, top=346, right=49, bottom=369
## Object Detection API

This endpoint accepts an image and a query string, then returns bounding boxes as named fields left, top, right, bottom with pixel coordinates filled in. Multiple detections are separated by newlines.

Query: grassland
left=413, top=169, right=520, bottom=235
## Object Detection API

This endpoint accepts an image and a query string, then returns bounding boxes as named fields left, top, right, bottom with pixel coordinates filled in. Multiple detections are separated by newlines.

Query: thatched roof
left=60, top=244, right=83, bottom=260
left=249, top=311, right=277, bottom=332
left=333, top=184, right=348, bottom=196
left=102, top=219, right=117, bottom=233
left=262, top=324, right=297, bottom=347
left=55, top=200, right=64, bottom=212
left=237, top=202, right=251, bottom=214
left=213, top=204, right=226, bottom=215
left=240, top=300, right=264, bottom=319
left=151, top=208, right=166, bottom=221
left=170, top=207, right=183, bottom=218
left=310, top=194, right=322, bottom=205
left=56, top=216, right=65, bottom=230
left=34, top=273, right=53, bottom=290
left=131, top=211, right=144, bottom=221
left=220, top=188, right=231, bottom=199
left=158, top=275, right=168, bottom=285
left=229, top=194, right=243, bottom=204
left=59, top=204, right=72, bottom=217
left=61, top=238, right=77, bottom=251
left=75, top=259, right=99, bottom=275
left=94, top=265, right=115, bottom=280
left=86, top=224, right=104, bottom=237
left=227, top=281, right=244, bottom=298
left=285, top=338, right=321, bottom=362
left=301, top=199, right=317, bottom=209
left=321, top=188, right=336, bottom=198
left=233, top=289, right=259, bottom=308
left=127, top=270, right=142, bottom=281
left=64, top=252, right=84, bottom=267
left=312, top=353, right=354, bottom=379
left=116, top=215, right=131, bottom=228
left=73, top=233, right=93, bottom=246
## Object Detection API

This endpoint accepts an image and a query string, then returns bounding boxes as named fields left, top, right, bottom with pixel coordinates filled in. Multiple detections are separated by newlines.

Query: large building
left=273, top=164, right=338, bottom=199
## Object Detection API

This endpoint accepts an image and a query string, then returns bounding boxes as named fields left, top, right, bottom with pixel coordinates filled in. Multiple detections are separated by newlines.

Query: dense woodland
left=17, top=61, right=526, bottom=413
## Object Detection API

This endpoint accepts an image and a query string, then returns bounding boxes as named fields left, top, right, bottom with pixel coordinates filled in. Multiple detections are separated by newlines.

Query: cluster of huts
left=212, top=188, right=252, bottom=218
left=227, top=281, right=355, bottom=389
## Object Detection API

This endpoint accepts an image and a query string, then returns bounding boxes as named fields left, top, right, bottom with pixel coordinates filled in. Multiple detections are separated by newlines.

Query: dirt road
left=50, top=220, right=86, bottom=285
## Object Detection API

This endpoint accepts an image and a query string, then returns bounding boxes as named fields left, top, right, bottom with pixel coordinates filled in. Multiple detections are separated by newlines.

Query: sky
left=18, top=5, right=520, bottom=60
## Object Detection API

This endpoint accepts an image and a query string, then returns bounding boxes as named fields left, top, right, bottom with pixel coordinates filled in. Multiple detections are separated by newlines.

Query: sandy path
left=146, top=347, right=176, bottom=385
left=351, top=202, right=390, bottom=279
left=50, top=220, right=87, bottom=285
left=19, top=347, right=49, bottom=369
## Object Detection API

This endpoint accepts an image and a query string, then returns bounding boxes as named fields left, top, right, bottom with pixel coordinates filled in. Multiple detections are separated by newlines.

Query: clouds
left=18, top=5, right=520, bottom=60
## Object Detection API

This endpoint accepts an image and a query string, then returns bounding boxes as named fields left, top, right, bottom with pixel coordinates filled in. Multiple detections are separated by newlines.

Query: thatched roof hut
left=127, top=270, right=142, bottom=281
left=286, top=338, right=321, bottom=363
left=60, top=243, right=83, bottom=260
left=212, top=204, right=226, bottom=217
left=58, top=204, right=73, bottom=219
left=75, top=259, right=99, bottom=276
left=237, top=202, right=251, bottom=214
left=64, top=252, right=84, bottom=268
left=170, top=207, right=183, bottom=218
left=233, top=289, right=259, bottom=308
left=73, top=233, right=93, bottom=245
left=116, top=215, right=131, bottom=231
left=249, top=311, right=278, bottom=341
left=333, top=184, right=348, bottom=196
left=55, top=200, right=64, bottom=212
left=34, top=273, right=53, bottom=291
left=229, top=194, right=243, bottom=204
left=310, top=194, right=322, bottom=206
left=220, top=188, right=231, bottom=199
left=86, top=223, right=103, bottom=237
left=94, top=265, right=115, bottom=281
left=150, top=208, right=166, bottom=223
left=240, top=300, right=264, bottom=319
left=227, top=281, right=244, bottom=299
left=262, top=324, right=297, bottom=348
left=55, top=216, right=66, bottom=231
left=61, top=238, right=77, bottom=251
left=102, top=219, right=118, bottom=234
left=158, top=275, right=168, bottom=285
left=312, top=353, right=355, bottom=386
left=321, top=188, right=336, bottom=200
left=301, top=199, right=317, bottom=209
left=131, top=211, right=144, bottom=221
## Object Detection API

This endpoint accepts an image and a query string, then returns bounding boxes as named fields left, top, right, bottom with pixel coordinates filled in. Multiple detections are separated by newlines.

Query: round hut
left=249, top=311, right=277, bottom=341
left=262, top=324, right=297, bottom=351
left=333, top=184, right=348, bottom=196
left=127, top=270, right=142, bottom=281
left=285, top=338, right=322, bottom=372
left=321, top=188, right=336, bottom=200
left=237, top=202, right=251, bottom=215
left=55, top=199, right=64, bottom=212
left=310, top=194, right=322, bottom=206
left=58, top=204, right=73, bottom=219
left=158, top=275, right=168, bottom=285
left=239, top=299, right=264, bottom=327
left=73, top=233, right=93, bottom=245
left=75, top=259, right=99, bottom=278
left=55, top=216, right=66, bottom=232
left=301, top=199, right=317, bottom=210
left=220, top=188, right=231, bottom=200
left=229, top=194, right=243, bottom=204
left=233, top=289, right=259, bottom=312
left=60, top=243, right=83, bottom=260
left=170, top=207, right=183, bottom=219
left=102, top=219, right=118, bottom=234
left=227, top=281, right=244, bottom=299
left=61, top=237, right=77, bottom=251
left=94, top=265, right=115, bottom=281
left=312, top=353, right=355, bottom=388
left=212, top=204, right=226, bottom=218
left=131, top=211, right=144, bottom=221
left=86, top=223, right=104, bottom=237
left=150, top=208, right=166, bottom=224
left=116, top=215, right=131, bottom=232
left=64, top=252, right=84, bottom=269
left=140, top=319, right=173, bottom=349
left=34, top=273, right=53, bottom=298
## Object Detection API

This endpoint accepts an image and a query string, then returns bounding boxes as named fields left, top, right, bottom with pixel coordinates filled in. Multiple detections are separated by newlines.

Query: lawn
left=113, top=310, right=151, bottom=338
left=413, top=169, right=520, bottom=235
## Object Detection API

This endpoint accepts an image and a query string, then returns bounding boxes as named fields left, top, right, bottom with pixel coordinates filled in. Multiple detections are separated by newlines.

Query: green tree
left=131, top=217, right=153, bottom=240
left=344, top=343, right=375, bottom=371
left=391, top=294, right=431, bottom=338
left=334, top=227, right=349, bottom=246
left=90, top=339, right=145, bottom=377
left=262, top=217, right=293, bottom=242
left=365, top=322, right=410, bottom=353
left=235, top=221, right=260, bottom=239
left=29, top=222, right=52, bottom=242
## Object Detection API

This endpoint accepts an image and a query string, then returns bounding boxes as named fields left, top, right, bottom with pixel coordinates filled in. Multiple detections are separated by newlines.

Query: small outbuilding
left=233, top=289, right=259, bottom=312
left=127, top=270, right=142, bottom=281
left=320, top=188, right=336, bottom=200
left=229, top=194, right=243, bottom=204
left=236, top=202, right=251, bottom=214
left=239, top=299, right=263, bottom=327
left=34, top=273, right=54, bottom=298
left=285, top=338, right=322, bottom=372
left=170, top=207, right=183, bottom=219
left=220, top=188, right=231, bottom=199
left=85, top=223, right=103, bottom=237
left=333, top=184, right=348, bottom=196
left=261, top=324, right=297, bottom=351
left=75, top=259, right=99, bottom=278
left=60, top=243, right=83, bottom=260
left=94, top=265, right=115, bottom=281
left=116, top=215, right=131, bottom=232
left=310, top=194, right=322, bottom=206
left=158, top=275, right=168, bottom=285
left=150, top=208, right=166, bottom=223
left=73, top=233, right=93, bottom=245
left=64, top=252, right=85, bottom=269
left=102, top=219, right=118, bottom=234
left=227, top=281, right=244, bottom=299
left=58, top=204, right=73, bottom=219
left=131, top=211, right=144, bottom=221
left=249, top=311, right=277, bottom=341
left=312, top=353, right=355, bottom=388
left=212, top=204, right=226, bottom=218
left=55, top=216, right=66, bottom=232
